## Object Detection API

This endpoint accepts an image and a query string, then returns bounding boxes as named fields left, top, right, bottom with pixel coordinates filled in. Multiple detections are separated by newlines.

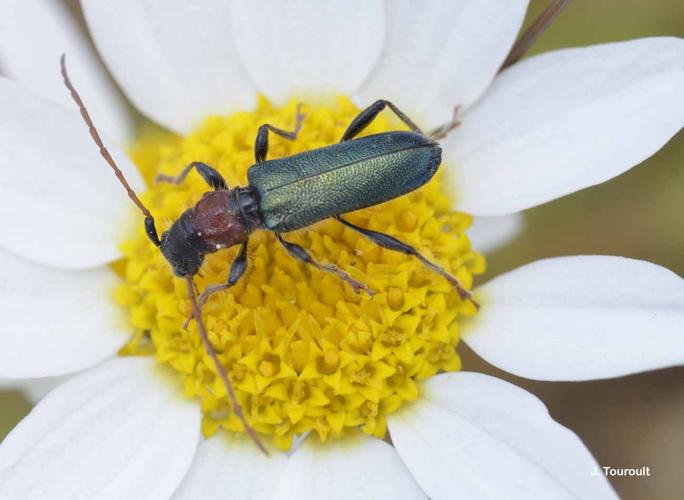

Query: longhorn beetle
left=61, top=56, right=476, bottom=454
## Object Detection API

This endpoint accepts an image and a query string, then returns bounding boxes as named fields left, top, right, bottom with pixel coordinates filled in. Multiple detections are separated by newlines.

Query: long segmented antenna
left=500, top=0, right=571, bottom=71
left=61, top=54, right=266, bottom=454
left=185, top=277, right=268, bottom=455
left=60, top=54, right=161, bottom=246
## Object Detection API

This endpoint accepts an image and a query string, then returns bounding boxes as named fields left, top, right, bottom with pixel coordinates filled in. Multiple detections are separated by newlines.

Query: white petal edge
left=468, top=213, right=524, bottom=255
left=0, top=78, right=143, bottom=268
left=445, top=37, right=684, bottom=216
left=0, top=357, right=200, bottom=500
left=464, top=256, right=684, bottom=381
left=273, top=433, right=426, bottom=500
left=389, top=372, right=617, bottom=500
left=0, top=0, right=133, bottom=144
left=355, top=0, right=529, bottom=129
left=173, top=434, right=287, bottom=500
left=0, top=249, right=127, bottom=378
left=0, top=374, right=71, bottom=404
left=81, top=0, right=256, bottom=134
left=231, top=0, right=385, bottom=104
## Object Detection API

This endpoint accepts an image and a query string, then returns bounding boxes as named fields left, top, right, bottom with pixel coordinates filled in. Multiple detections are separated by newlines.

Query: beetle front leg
left=183, top=241, right=249, bottom=328
left=156, top=161, right=228, bottom=190
left=341, top=99, right=424, bottom=141
left=276, top=234, right=374, bottom=297
left=199, top=241, right=249, bottom=306
left=336, top=217, right=479, bottom=309
left=254, top=104, right=306, bottom=163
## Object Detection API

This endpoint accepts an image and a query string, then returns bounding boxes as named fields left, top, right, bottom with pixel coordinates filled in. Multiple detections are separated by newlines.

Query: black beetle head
left=159, top=218, right=206, bottom=277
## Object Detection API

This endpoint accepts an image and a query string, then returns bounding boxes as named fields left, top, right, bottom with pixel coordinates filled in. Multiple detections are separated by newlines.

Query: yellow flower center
left=116, top=96, right=484, bottom=450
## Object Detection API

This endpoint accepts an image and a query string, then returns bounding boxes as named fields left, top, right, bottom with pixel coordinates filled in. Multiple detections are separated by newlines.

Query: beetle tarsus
left=428, top=105, right=462, bottom=141
left=446, top=275, right=481, bottom=310
left=318, top=262, right=375, bottom=297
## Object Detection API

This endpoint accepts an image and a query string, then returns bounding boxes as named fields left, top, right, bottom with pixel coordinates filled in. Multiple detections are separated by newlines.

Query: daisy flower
left=1, top=1, right=683, bottom=498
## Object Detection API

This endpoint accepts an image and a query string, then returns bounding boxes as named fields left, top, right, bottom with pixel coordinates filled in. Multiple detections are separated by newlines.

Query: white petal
left=273, top=433, right=425, bottom=500
left=0, top=78, right=144, bottom=268
left=356, top=0, right=528, bottom=129
left=232, top=0, right=385, bottom=104
left=0, top=0, right=133, bottom=144
left=389, top=372, right=617, bottom=499
left=445, top=37, right=684, bottom=216
left=81, top=0, right=256, bottom=134
left=0, top=249, right=127, bottom=378
left=0, top=358, right=200, bottom=500
left=17, top=376, right=67, bottom=403
left=464, top=256, right=684, bottom=381
left=174, top=434, right=286, bottom=500
left=468, top=213, right=524, bottom=255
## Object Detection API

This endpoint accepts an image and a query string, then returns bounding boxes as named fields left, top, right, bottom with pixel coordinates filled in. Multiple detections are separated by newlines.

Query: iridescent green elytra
left=248, top=131, right=441, bottom=232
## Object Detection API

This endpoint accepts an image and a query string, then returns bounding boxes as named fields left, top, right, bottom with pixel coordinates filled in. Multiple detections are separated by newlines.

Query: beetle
left=60, top=56, right=474, bottom=453
left=154, top=101, right=476, bottom=308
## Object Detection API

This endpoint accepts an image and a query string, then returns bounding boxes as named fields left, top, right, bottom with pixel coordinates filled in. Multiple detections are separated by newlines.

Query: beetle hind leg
left=341, top=99, right=424, bottom=141
left=336, top=217, right=479, bottom=309
left=254, top=103, right=306, bottom=163
left=428, top=106, right=462, bottom=141
left=276, top=234, right=374, bottom=297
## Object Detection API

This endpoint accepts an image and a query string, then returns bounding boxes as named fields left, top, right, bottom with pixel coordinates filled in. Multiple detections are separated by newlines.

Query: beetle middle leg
left=341, top=99, right=425, bottom=141
left=336, top=217, right=479, bottom=309
left=276, top=234, right=374, bottom=297
left=254, top=103, right=306, bottom=163
left=156, top=161, right=228, bottom=190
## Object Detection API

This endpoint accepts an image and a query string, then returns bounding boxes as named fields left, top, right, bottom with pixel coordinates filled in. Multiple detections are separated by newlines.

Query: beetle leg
left=254, top=103, right=306, bottom=163
left=183, top=241, right=249, bottom=328
left=199, top=241, right=249, bottom=306
left=341, top=99, right=424, bottom=141
left=428, top=105, right=462, bottom=141
left=276, top=234, right=374, bottom=297
left=156, top=161, right=228, bottom=190
left=336, top=217, right=480, bottom=310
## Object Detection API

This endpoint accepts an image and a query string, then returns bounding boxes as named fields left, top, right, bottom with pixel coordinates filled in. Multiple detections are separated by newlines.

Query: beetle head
left=159, top=215, right=208, bottom=277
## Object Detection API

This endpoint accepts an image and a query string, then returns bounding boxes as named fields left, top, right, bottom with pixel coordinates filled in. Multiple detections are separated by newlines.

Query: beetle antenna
left=184, top=276, right=268, bottom=455
left=60, top=54, right=161, bottom=246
